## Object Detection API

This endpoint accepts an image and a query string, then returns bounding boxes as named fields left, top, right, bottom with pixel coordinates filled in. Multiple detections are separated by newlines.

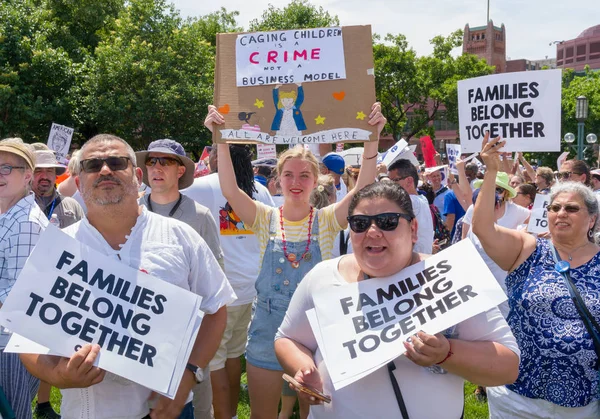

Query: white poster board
left=446, top=144, right=462, bottom=175
left=458, top=69, right=562, bottom=153
left=235, top=28, right=346, bottom=87
left=0, top=227, right=202, bottom=399
left=309, top=239, right=507, bottom=389
left=527, top=194, right=550, bottom=234
left=381, top=139, right=419, bottom=167
left=257, top=144, right=277, bottom=159
left=47, top=123, right=74, bottom=164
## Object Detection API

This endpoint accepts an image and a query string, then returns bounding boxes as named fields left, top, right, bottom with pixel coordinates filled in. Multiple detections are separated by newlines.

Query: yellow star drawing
left=315, top=115, right=326, bottom=125
left=254, top=99, right=264, bottom=109
left=356, top=111, right=366, bottom=120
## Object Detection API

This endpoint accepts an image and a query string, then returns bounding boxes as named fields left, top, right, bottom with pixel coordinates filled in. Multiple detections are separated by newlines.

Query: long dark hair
left=230, top=145, right=257, bottom=198
left=348, top=182, right=415, bottom=218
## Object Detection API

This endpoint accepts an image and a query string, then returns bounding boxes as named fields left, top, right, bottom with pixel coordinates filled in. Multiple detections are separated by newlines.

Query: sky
left=171, top=0, right=599, bottom=60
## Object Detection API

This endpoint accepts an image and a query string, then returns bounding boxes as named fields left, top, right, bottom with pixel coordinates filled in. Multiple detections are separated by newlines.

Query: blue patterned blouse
left=505, top=238, right=600, bottom=408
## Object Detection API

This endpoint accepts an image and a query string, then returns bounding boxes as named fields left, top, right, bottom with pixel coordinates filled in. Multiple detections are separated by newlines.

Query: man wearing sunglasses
left=558, top=159, right=590, bottom=186
left=20, top=134, right=235, bottom=419
left=136, top=139, right=224, bottom=418
left=387, top=159, right=434, bottom=253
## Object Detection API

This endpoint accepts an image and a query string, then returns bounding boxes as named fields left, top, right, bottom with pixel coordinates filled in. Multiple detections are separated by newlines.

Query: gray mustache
left=93, top=175, right=122, bottom=187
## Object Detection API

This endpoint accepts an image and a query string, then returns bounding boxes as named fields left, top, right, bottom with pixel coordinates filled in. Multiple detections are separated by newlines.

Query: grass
left=44, top=361, right=489, bottom=419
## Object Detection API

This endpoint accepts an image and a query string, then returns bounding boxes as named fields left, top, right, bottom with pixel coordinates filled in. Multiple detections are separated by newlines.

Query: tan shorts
left=209, top=303, right=252, bottom=371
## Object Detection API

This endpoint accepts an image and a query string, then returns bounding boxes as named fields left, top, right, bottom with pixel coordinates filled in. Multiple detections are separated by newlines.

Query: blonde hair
left=277, top=90, right=297, bottom=109
left=68, top=150, right=81, bottom=174
left=310, top=175, right=336, bottom=209
left=276, top=145, right=319, bottom=179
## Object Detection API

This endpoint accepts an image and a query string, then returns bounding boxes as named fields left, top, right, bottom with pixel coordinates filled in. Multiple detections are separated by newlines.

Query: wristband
left=363, top=153, right=378, bottom=160
left=436, top=341, right=453, bottom=365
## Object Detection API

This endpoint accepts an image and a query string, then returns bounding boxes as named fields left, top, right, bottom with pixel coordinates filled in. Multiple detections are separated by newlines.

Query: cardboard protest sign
left=213, top=26, right=376, bottom=145
left=309, top=239, right=507, bottom=389
left=458, top=69, right=562, bottom=153
left=446, top=144, right=461, bottom=175
left=0, top=227, right=202, bottom=398
left=47, top=123, right=74, bottom=164
left=527, top=193, right=550, bottom=234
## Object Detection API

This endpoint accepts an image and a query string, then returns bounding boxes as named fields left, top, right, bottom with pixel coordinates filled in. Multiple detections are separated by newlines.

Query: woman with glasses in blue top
left=473, top=133, right=600, bottom=418
left=275, top=181, right=520, bottom=418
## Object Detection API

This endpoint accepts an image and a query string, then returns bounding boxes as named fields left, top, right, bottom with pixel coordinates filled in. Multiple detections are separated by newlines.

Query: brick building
left=556, top=24, right=600, bottom=71
left=463, top=21, right=507, bottom=73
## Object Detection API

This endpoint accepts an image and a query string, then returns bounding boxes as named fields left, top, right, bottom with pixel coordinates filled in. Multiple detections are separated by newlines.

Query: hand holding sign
left=368, top=102, right=386, bottom=138
left=480, top=132, right=505, bottom=172
left=56, top=344, right=105, bottom=389
left=403, top=331, right=451, bottom=367
left=204, top=105, right=225, bottom=133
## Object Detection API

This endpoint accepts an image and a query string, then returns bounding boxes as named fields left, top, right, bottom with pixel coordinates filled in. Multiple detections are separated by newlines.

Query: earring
left=588, top=229, right=594, bottom=239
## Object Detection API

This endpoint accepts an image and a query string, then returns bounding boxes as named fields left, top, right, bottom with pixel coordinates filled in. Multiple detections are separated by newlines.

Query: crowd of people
left=0, top=105, right=599, bottom=419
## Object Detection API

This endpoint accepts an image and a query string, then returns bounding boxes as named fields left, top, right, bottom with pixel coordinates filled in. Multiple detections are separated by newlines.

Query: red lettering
left=293, top=50, right=308, bottom=61
left=311, top=48, right=321, bottom=60
left=249, top=52, right=259, bottom=64
left=267, top=51, right=278, bottom=63
left=284, top=51, right=289, bottom=63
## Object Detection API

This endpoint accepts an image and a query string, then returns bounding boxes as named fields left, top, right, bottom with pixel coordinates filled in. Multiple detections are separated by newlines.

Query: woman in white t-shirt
left=274, top=182, right=520, bottom=418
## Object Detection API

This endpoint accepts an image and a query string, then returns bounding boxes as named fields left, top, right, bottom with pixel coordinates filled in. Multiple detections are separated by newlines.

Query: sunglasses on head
left=145, top=156, right=181, bottom=167
left=80, top=156, right=131, bottom=173
left=546, top=203, right=581, bottom=213
left=347, top=212, right=413, bottom=233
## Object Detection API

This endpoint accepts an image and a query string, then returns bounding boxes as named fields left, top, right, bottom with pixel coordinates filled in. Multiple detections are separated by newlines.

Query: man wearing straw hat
left=0, top=138, right=48, bottom=419
left=32, top=149, right=84, bottom=229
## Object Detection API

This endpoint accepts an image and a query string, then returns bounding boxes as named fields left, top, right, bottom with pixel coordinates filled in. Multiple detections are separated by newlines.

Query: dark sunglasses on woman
left=347, top=212, right=413, bottom=233
left=546, top=203, right=581, bottom=213
left=80, top=156, right=131, bottom=173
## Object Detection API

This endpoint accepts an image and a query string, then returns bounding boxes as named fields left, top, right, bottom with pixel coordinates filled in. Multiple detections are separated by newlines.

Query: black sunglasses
left=546, top=203, right=581, bottom=213
left=80, top=156, right=131, bottom=173
left=145, top=156, right=181, bottom=167
left=347, top=212, right=413, bottom=233
left=557, top=171, right=582, bottom=179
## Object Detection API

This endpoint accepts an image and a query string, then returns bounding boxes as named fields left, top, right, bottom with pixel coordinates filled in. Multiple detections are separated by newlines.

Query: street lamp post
left=576, top=96, right=589, bottom=160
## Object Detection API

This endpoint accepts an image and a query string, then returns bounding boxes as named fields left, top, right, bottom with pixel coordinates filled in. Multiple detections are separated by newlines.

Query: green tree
left=0, top=0, right=77, bottom=140
left=374, top=30, right=494, bottom=141
left=81, top=0, right=216, bottom=150
left=194, top=7, right=241, bottom=47
left=249, top=0, right=339, bottom=31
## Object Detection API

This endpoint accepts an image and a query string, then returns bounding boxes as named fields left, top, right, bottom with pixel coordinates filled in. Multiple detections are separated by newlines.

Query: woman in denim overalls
left=205, top=102, right=386, bottom=418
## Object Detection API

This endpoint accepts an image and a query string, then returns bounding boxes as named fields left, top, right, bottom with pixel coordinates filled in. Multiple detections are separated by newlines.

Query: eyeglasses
left=145, top=156, right=181, bottom=167
left=557, top=171, right=582, bottom=179
left=0, top=165, right=26, bottom=176
left=347, top=212, right=413, bottom=233
left=80, top=157, right=131, bottom=173
left=546, top=203, right=581, bottom=213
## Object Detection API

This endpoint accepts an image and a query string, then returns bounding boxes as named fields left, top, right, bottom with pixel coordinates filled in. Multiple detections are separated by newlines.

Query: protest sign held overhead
left=446, top=143, right=462, bottom=175
left=458, top=69, right=562, bottom=153
left=0, top=227, right=202, bottom=399
left=527, top=194, right=550, bottom=234
left=309, top=239, right=507, bottom=390
left=381, top=139, right=419, bottom=167
left=214, top=26, right=376, bottom=145
left=47, top=123, right=74, bottom=164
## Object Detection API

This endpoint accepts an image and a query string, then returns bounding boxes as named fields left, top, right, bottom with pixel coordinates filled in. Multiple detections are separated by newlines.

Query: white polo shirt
left=59, top=207, right=236, bottom=419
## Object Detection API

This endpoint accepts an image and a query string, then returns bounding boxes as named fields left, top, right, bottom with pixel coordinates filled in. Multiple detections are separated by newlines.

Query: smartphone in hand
left=282, top=373, right=331, bottom=404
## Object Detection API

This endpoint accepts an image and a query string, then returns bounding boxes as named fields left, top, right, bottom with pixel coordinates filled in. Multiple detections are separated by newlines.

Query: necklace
left=147, top=193, right=183, bottom=218
left=280, top=206, right=314, bottom=269
left=554, top=241, right=590, bottom=261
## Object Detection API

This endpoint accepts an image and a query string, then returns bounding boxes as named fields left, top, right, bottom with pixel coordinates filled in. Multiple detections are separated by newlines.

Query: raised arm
left=517, top=152, right=536, bottom=182
left=334, top=102, right=386, bottom=227
left=204, top=105, right=258, bottom=227
left=471, top=134, right=535, bottom=271
left=452, top=158, right=472, bottom=211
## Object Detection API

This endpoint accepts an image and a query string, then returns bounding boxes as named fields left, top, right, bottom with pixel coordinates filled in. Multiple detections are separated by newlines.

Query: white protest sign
left=257, top=144, right=277, bottom=159
left=381, top=139, right=419, bottom=168
left=557, top=151, right=569, bottom=170
left=235, top=28, right=346, bottom=87
left=473, top=157, right=484, bottom=170
left=0, top=227, right=202, bottom=398
left=527, top=194, right=550, bottom=234
left=458, top=69, right=562, bottom=153
left=310, top=239, right=507, bottom=389
left=446, top=144, right=462, bottom=175
left=47, top=123, right=74, bottom=164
